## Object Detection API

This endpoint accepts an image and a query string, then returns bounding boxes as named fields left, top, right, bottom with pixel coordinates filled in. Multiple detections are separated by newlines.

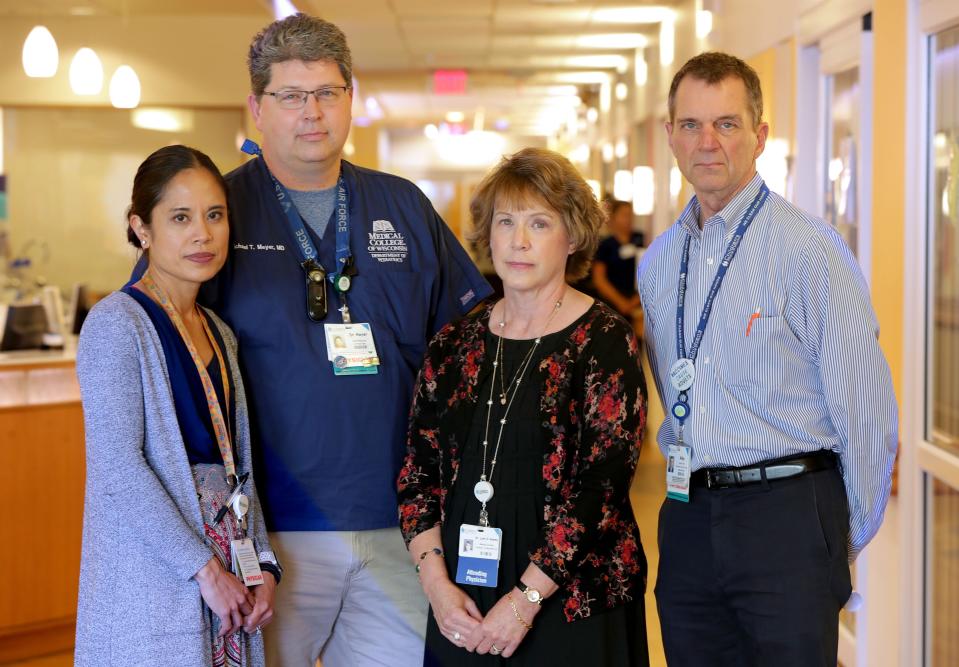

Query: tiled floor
left=631, top=355, right=668, bottom=667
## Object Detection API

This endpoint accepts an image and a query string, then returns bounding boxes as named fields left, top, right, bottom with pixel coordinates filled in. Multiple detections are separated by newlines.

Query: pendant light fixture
left=69, top=48, right=104, bottom=95
left=109, top=66, right=141, bottom=108
left=22, top=26, right=59, bottom=78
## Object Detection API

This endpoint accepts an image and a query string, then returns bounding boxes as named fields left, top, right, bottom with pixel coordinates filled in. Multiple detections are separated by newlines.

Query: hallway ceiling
left=2, top=0, right=680, bottom=136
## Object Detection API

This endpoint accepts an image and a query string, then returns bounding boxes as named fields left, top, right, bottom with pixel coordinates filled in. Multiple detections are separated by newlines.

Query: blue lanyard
left=240, top=139, right=353, bottom=284
left=676, top=184, right=769, bottom=363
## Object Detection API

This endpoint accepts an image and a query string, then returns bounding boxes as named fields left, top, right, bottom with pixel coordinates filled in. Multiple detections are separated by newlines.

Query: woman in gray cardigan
left=75, top=145, right=276, bottom=666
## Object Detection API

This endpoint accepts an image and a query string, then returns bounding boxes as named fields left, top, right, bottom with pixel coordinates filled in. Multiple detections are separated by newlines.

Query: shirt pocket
left=715, top=313, right=793, bottom=390
left=361, top=271, right=433, bottom=371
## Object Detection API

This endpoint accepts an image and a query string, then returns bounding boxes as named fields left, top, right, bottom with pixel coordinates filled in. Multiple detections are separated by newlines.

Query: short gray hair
left=248, top=13, right=353, bottom=97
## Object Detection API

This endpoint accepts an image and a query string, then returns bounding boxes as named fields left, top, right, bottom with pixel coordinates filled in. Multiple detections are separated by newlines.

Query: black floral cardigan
left=397, top=301, right=648, bottom=622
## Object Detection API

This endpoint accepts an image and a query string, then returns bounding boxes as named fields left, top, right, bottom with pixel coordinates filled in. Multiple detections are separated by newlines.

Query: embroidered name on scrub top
left=240, top=139, right=379, bottom=376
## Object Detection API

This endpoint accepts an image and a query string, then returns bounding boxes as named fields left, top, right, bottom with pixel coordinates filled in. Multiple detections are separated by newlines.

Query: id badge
left=454, top=523, right=502, bottom=588
left=231, top=538, right=264, bottom=586
left=324, top=323, right=380, bottom=376
left=665, top=444, right=692, bottom=503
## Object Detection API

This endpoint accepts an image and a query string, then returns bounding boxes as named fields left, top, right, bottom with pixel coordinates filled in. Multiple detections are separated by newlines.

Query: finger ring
left=453, top=631, right=461, bottom=641
left=490, top=644, right=501, bottom=655
left=254, top=627, right=262, bottom=636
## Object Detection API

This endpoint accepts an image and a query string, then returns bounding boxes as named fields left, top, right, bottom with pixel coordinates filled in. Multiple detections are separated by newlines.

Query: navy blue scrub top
left=595, top=232, right=645, bottom=298
left=122, top=283, right=234, bottom=466
left=200, top=158, right=492, bottom=531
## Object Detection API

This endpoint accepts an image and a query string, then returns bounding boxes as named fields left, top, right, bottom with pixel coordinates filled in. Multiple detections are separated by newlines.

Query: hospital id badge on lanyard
left=667, top=184, right=770, bottom=503
left=455, top=524, right=502, bottom=588
left=229, top=492, right=264, bottom=586
left=324, top=322, right=380, bottom=375
left=666, top=444, right=692, bottom=502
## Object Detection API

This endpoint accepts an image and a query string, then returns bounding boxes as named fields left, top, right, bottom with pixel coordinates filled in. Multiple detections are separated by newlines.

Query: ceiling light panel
left=591, top=7, right=676, bottom=24
left=564, top=54, right=629, bottom=69
left=494, top=6, right=591, bottom=26
left=576, top=33, right=648, bottom=49
left=488, top=35, right=578, bottom=50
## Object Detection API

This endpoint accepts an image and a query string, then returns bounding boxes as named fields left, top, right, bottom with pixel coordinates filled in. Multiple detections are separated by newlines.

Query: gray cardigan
left=74, top=292, right=269, bottom=666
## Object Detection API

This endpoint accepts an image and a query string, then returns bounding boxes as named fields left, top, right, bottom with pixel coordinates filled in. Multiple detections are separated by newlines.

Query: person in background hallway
left=637, top=51, right=898, bottom=667
left=76, top=145, right=276, bottom=667
left=592, top=199, right=645, bottom=318
left=399, top=147, right=650, bottom=666
left=135, top=13, right=491, bottom=667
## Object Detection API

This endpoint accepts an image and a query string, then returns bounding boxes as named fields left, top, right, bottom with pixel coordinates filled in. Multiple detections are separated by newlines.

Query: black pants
left=655, top=467, right=852, bottom=667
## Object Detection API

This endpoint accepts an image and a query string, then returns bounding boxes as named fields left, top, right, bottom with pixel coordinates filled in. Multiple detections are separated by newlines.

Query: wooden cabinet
left=0, top=351, right=83, bottom=662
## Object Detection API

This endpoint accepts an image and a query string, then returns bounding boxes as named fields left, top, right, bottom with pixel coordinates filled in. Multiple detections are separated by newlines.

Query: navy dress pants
left=655, top=467, right=852, bottom=667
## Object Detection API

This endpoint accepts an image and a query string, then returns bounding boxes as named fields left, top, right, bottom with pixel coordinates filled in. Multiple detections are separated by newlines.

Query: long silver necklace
left=475, top=296, right=563, bottom=527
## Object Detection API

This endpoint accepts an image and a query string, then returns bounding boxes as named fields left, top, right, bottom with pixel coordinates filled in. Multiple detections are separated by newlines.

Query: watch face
left=525, top=588, right=542, bottom=603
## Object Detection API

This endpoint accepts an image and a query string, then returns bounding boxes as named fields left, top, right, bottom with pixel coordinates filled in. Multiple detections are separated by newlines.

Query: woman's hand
left=474, top=588, right=542, bottom=658
left=194, top=557, right=255, bottom=637
left=409, top=527, right=484, bottom=650
left=242, top=571, right=277, bottom=634
left=420, top=567, right=484, bottom=651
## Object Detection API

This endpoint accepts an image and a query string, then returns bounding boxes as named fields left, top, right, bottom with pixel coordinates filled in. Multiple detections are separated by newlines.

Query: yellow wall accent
left=871, top=0, right=906, bottom=404
left=349, top=125, right=380, bottom=172
left=747, top=49, right=777, bottom=131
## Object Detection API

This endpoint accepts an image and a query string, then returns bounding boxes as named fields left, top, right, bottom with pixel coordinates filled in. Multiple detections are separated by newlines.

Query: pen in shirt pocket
left=745, top=308, right=761, bottom=337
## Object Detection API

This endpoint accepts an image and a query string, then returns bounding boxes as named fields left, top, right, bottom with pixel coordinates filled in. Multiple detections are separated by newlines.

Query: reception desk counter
left=0, top=346, right=83, bottom=662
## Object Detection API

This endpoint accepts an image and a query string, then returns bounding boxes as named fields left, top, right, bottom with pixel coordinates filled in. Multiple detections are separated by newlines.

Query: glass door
left=924, top=21, right=959, bottom=667
left=824, top=66, right=861, bottom=258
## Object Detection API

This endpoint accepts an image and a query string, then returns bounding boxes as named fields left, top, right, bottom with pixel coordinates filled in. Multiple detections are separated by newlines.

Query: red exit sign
left=433, top=69, right=467, bottom=95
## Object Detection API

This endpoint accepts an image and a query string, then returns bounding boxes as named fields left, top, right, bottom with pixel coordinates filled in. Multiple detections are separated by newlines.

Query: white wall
left=4, top=107, right=244, bottom=294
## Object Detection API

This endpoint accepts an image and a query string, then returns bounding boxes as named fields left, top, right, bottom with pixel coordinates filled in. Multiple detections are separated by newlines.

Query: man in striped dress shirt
left=638, top=52, right=898, bottom=666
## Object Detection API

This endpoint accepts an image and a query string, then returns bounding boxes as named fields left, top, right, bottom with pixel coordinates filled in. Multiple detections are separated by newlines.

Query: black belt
left=691, top=451, right=837, bottom=490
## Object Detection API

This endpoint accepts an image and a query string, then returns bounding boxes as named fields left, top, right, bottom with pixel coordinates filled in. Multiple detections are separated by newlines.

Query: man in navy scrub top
left=213, top=13, right=492, bottom=667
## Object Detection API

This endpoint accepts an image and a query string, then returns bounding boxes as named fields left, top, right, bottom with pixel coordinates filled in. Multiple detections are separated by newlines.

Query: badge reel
left=452, top=477, right=503, bottom=588
left=331, top=257, right=358, bottom=323
left=228, top=492, right=265, bottom=587
left=666, top=358, right=694, bottom=503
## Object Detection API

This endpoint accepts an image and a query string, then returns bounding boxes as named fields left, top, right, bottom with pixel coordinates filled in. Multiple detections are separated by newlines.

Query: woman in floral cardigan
left=398, top=147, right=649, bottom=666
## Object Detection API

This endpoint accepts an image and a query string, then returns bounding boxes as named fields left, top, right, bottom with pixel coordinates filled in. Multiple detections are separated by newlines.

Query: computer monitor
left=0, top=303, right=48, bottom=351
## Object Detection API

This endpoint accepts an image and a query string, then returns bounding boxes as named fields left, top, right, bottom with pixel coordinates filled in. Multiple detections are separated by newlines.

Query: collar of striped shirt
left=679, top=172, right=765, bottom=239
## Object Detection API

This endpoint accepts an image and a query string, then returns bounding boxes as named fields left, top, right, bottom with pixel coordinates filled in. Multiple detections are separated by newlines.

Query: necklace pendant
left=499, top=394, right=507, bottom=405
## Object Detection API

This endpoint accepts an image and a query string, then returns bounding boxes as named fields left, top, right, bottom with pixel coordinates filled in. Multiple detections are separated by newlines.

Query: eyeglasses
left=263, top=86, right=351, bottom=109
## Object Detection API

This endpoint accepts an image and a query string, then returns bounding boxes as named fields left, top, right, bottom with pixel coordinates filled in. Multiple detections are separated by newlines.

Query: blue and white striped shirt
left=638, top=174, right=898, bottom=558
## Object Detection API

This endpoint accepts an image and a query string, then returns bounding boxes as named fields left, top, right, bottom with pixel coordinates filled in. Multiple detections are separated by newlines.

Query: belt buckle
left=705, top=470, right=718, bottom=489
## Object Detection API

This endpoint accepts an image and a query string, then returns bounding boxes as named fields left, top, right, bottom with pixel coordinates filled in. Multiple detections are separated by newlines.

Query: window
left=928, top=25, right=959, bottom=456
